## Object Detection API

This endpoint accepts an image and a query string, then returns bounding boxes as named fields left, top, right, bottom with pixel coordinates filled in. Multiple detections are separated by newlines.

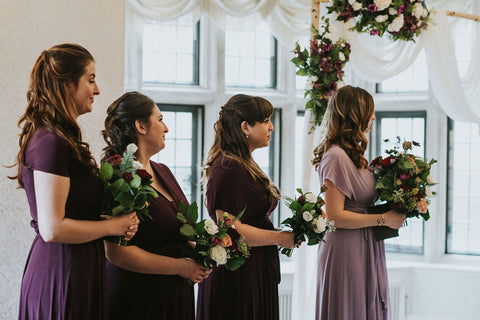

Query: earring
left=246, top=134, right=249, bottom=139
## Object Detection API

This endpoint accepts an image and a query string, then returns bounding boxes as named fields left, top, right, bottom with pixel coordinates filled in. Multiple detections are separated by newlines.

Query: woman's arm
left=323, top=179, right=405, bottom=229
left=104, top=241, right=211, bottom=283
left=217, top=210, right=295, bottom=249
left=35, top=170, right=139, bottom=243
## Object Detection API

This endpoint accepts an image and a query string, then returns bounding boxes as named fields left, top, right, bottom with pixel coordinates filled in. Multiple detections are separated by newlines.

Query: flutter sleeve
left=24, top=130, right=70, bottom=177
left=318, top=145, right=356, bottom=200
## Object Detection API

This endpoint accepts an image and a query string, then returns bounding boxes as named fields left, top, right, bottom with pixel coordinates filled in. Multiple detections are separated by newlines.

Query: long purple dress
left=196, top=156, right=280, bottom=320
left=19, top=129, right=106, bottom=320
left=106, top=161, right=194, bottom=320
left=316, top=145, right=390, bottom=320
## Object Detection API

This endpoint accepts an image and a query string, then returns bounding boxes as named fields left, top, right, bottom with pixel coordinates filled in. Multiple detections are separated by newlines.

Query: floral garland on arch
left=327, top=0, right=431, bottom=42
left=291, top=18, right=351, bottom=132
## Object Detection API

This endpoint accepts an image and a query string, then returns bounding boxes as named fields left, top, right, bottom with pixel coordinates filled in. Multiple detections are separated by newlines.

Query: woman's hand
left=276, top=231, right=296, bottom=249
left=178, top=258, right=212, bottom=283
left=110, top=212, right=140, bottom=241
left=383, top=210, right=406, bottom=229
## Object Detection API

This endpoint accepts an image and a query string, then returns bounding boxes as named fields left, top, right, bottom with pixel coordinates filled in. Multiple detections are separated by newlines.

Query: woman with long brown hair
left=101, top=92, right=210, bottom=320
left=313, top=85, right=405, bottom=320
left=12, top=44, right=139, bottom=319
left=196, top=94, right=295, bottom=320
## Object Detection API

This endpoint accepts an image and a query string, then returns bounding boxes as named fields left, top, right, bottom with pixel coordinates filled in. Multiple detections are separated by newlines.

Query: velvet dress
left=315, top=145, right=390, bottom=320
left=18, top=129, right=106, bottom=320
left=106, top=161, right=194, bottom=320
left=197, top=156, right=280, bottom=320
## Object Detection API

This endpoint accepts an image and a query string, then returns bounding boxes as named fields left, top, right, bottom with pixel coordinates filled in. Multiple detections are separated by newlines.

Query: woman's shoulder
left=323, top=145, right=350, bottom=161
left=150, top=161, right=173, bottom=176
left=211, top=155, right=246, bottom=173
left=30, top=128, right=68, bottom=147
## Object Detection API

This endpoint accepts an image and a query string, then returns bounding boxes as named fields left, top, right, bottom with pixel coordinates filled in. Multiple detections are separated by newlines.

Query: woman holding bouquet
left=102, top=92, right=211, bottom=320
left=196, top=94, right=295, bottom=320
left=12, top=43, right=140, bottom=319
left=312, top=85, right=406, bottom=320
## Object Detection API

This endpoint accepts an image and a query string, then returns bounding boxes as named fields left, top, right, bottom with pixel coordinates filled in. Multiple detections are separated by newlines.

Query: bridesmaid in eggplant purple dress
left=13, top=44, right=139, bottom=320
left=312, top=86, right=406, bottom=320
left=102, top=92, right=211, bottom=320
left=197, top=94, right=295, bottom=320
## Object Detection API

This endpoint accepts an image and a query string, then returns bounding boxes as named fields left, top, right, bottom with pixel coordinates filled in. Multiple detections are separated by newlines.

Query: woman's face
left=246, top=116, right=274, bottom=152
left=143, top=106, right=169, bottom=154
left=68, top=61, right=100, bottom=116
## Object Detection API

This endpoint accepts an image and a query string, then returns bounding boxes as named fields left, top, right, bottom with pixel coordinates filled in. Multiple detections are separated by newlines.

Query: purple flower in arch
left=398, top=5, right=405, bottom=14
left=367, top=3, right=377, bottom=12
left=370, top=30, right=380, bottom=36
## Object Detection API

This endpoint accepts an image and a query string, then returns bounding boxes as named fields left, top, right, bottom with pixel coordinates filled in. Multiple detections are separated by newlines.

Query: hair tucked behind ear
left=10, top=43, right=97, bottom=187
left=204, top=94, right=280, bottom=200
left=102, top=91, right=155, bottom=162
left=312, top=85, right=374, bottom=170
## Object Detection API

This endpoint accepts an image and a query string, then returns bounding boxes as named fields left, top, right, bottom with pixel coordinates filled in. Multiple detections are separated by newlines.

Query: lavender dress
left=316, top=145, right=390, bottom=320
left=19, top=129, right=106, bottom=320
left=106, top=161, right=194, bottom=320
left=196, top=156, right=280, bottom=320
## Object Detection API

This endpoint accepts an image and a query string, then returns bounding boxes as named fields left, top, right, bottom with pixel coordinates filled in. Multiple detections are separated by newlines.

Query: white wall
left=0, top=1, right=125, bottom=318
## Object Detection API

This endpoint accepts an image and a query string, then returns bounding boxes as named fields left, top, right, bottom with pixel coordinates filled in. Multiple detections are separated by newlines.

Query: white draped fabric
left=126, top=0, right=480, bottom=319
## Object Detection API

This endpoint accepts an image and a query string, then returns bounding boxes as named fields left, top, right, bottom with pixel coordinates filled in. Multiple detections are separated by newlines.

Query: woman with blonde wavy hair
left=196, top=94, right=295, bottom=320
left=12, top=44, right=139, bottom=319
left=313, top=85, right=405, bottom=320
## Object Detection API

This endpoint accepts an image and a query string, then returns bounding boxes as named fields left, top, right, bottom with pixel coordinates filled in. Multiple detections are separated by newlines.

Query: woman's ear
left=135, top=120, right=148, bottom=135
left=241, top=121, right=250, bottom=136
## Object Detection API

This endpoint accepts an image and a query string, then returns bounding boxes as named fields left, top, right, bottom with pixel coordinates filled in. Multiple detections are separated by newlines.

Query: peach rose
left=220, top=234, right=233, bottom=248
left=417, top=198, right=428, bottom=214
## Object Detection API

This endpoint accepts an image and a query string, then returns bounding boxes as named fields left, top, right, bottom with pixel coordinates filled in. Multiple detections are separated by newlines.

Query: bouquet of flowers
left=177, top=202, right=251, bottom=281
left=98, top=143, right=158, bottom=245
left=327, top=0, right=431, bottom=42
left=370, top=138, right=436, bottom=222
left=292, top=17, right=351, bottom=132
left=280, top=188, right=335, bottom=257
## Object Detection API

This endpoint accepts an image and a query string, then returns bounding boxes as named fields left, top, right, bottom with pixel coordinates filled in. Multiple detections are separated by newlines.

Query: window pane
left=142, top=18, right=199, bottom=85
left=374, top=112, right=426, bottom=253
left=376, top=50, right=428, bottom=93
left=225, top=17, right=277, bottom=88
left=295, top=112, right=305, bottom=189
left=447, top=120, right=480, bottom=255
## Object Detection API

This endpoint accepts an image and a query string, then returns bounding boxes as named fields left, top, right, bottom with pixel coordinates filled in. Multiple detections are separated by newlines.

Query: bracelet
left=377, top=214, right=386, bottom=227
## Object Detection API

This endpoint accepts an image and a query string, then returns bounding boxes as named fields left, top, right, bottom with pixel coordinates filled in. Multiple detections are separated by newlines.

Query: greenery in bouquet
left=370, top=137, right=437, bottom=220
left=98, top=143, right=158, bottom=245
left=327, top=0, right=431, bottom=42
left=280, top=188, right=336, bottom=257
left=177, top=202, right=250, bottom=278
left=292, top=17, right=351, bottom=132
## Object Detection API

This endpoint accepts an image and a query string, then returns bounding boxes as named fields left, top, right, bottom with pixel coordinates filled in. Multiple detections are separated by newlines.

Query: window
left=446, top=119, right=480, bottom=255
left=151, top=105, right=204, bottom=211
left=371, top=111, right=426, bottom=254
left=295, top=111, right=305, bottom=189
left=376, top=50, right=428, bottom=93
left=225, top=15, right=277, bottom=88
left=142, top=17, right=199, bottom=85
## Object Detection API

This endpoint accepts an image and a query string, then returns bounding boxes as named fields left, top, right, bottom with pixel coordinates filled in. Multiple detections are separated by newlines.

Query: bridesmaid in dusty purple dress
left=312, top=86, right=406, bottom=320
left=12, top=44, right=139, bottom=320
left=197, top=94, right=295, bottom=320
left=102, top=92, right=211, bottom=320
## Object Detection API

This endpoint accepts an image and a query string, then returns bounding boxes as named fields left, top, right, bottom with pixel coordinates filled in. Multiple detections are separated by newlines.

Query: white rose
left=313, top=217, right=327, bottom=234
left=204, top=219, right=219, bottom=235
left=348, top=0, right=355, bottom=4
left=388, top=7, right=396, bottom=15
left=387, top=14, right=404, bottom=33
left=304, top=192, right=317, bottom=204
left=375, top=15, right=388, bottom=23
left=303, top=211, right=313, bottom=222
left=352, top=2, right=362, bottom=11
left=339, top=52, right=346, bottom=61
left=132, top=160, right=144, bottom=170
left=412, top=3, right=424, bottom=18
left=210, top=245, right=227, bottom=265
left=374, top=0, right=392, bottom=11
left=126, top=143, right=138, bottom=154
left=426, top=174, right=434, bottom=185
left=344, top=18, right=357, bottom=29
left=308, top=75, right=318, bottom=83
left=425, top=186, right=433, bottom=198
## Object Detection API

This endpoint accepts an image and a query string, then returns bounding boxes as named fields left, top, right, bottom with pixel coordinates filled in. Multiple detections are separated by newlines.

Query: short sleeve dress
left=106, top=161, right=195, bottom=320
left=196, top=155, right=280, bottom=320
left=18, top=129, right=106, bottom=320
left=315, top=145, right=390, bottom=320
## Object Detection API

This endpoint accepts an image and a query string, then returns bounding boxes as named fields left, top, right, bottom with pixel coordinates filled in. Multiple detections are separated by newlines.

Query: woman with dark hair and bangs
left=11, top=44, right=139, bottom=320
left=196, top=94, right=295, bottom=320
left=312, top=85, right=405, bottom=320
